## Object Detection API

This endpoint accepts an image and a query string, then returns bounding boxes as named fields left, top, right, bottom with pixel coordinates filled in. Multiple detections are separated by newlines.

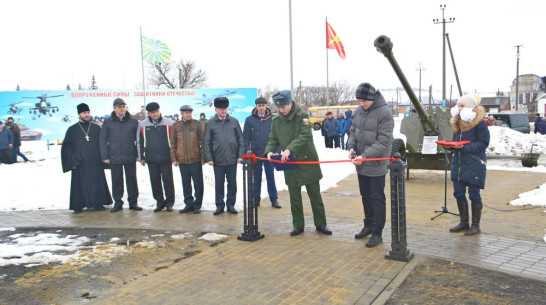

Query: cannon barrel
left=374, top=35, right=438, bottom=136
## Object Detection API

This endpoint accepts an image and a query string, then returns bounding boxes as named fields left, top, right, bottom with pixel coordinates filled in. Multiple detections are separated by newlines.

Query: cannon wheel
left=391, top=138, right=406, bottom=161
left=313, top=122, right=321, bottom=130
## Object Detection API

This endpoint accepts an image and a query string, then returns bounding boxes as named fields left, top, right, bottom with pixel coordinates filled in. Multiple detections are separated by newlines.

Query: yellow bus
left=308, top=105, right=358, bottom=130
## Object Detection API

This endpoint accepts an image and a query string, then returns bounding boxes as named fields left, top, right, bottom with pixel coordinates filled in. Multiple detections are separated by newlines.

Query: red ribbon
left=241, top=154, right=398, bottom=165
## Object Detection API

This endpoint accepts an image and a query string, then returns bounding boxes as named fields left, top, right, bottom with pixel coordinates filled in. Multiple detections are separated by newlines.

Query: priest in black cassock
left=61, top=103, right=112, bottom=213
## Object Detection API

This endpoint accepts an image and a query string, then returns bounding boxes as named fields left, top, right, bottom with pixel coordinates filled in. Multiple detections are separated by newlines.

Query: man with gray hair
left=348, top=82, right=393, bottom=247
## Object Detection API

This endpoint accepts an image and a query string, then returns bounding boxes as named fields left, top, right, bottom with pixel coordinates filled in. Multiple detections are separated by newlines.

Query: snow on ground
left=0, top=117, right=545, bottom=243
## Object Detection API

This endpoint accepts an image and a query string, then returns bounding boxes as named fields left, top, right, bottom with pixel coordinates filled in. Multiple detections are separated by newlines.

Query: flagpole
left=140, top=26, right=147, bottom=105
left=325, top=17, right=330, bottom=108
left=289, top=0, right=294, bottom=93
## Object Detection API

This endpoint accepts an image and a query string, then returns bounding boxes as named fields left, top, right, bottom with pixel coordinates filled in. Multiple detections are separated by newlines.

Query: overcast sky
left=2, top=0, right=545, bottom=96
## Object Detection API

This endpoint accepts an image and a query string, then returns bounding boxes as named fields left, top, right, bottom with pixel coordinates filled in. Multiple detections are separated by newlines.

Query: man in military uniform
left=264, top=90, right=331, bottom=236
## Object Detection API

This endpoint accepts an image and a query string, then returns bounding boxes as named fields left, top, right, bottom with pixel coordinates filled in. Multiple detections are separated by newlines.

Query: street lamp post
left=416, top=62, right=425, bottom=103
left=433, top=5, right=455, bottom=104
left=514, top=45, right=523, bottom=112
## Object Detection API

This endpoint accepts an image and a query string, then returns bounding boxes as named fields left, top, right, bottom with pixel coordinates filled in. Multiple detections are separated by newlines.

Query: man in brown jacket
left=170, top=105, right=205, bottom=214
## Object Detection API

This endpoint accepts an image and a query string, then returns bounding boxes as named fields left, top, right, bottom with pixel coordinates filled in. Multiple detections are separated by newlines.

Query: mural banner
left=0, top=88, right=257, bottom=140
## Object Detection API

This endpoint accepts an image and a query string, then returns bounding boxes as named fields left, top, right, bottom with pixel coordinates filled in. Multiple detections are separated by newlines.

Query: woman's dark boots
left=465, top=205, right=482, bottom=236
left=449, top=201, right=469, bottom=232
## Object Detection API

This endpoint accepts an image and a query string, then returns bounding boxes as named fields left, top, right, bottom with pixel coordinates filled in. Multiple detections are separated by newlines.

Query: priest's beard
left=79, top=114, right=91, bottom=122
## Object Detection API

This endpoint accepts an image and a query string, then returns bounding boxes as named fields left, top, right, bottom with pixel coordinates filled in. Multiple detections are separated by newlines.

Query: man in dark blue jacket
left=137, top=102, right=175, bottom=212
left=323, top=111, right=339, bottom=148
left=100, top=98, right=142, bottom=212
left=243, top=97, right=281, bottom=209
left=204, top=97, right=244, bottom=215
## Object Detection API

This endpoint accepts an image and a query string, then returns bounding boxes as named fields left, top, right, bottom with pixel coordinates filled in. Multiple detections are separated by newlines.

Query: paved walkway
left=1, top=170, right=545, bottom=304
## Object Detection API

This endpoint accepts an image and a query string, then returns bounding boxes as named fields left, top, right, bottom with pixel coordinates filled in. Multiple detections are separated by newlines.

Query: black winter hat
left=146, top=102, right=160, bottom=112
left=355, top=83, right=376, bottom=100
left=113, top=98, right=126, bottom=107
left=214, top=97, right=229, bottom=108
left=77, top=103, right=90, bottom=114
left=255, top=97, right=268, bottom=105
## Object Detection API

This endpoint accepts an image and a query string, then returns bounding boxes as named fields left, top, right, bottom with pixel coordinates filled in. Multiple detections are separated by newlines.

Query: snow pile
left=199, top=233, right=228, bottom=242
left=487, top=126, right=546, bottom=156
left=0, top=230, right=91, bottom=267
left=510, top=183, right=546, bottom=207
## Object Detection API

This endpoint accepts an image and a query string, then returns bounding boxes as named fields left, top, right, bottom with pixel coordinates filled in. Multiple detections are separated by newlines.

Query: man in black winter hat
left=204, top=97, right=244, bottom=215
left=348, top=82, right=393, bottom=247
left=137, top=102, right=175, bottom=212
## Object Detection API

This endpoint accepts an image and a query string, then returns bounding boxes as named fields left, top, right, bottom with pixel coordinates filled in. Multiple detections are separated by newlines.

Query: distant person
left=343, top=110, right=353, bottom=150
left=337, top=112, right=346, bottom=149
left=243, top=97, right=281, bottom=209
left=538, top=117, right=546, bottom=135
left=320, top=118, right=328, bottom=148
left=171, top=105, right=205, bottom=214
left=487, top=115, right=499, bottom=127
left=100, top=98, right=142, bottom=212
left=265, top=90, right=331, bottom=236
left=61, top=103, right=112, bottom=213
left=5, top=117, right=29, bottom=163
left=204, top=97, right=244, bottom=215
left=0, top=121, right=14, bottom=165
left=323, top=111, right=339, bottom=148
left=444, top=94, right=490, bottom=236
left=134, top=105, right=147, bottom=122
left=534, top=113, right=542, bottom=134
left=137, top=102, right=175, bottom=212
left=347, top=83, right=394, bottom=247
left=199, top=113, right=207, bottom=126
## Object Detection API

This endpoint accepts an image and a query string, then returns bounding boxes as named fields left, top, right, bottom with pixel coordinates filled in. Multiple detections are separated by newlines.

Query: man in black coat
left=204, top=97, right=244, bottom=215
left=100, top=98, right=142, bottom=212
left=61, top=103, right=113, bottom=213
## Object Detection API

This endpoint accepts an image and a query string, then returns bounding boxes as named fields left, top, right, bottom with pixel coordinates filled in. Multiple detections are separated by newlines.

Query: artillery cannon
left=374, top=35, right=453, bottom=173
left=374, top=35, right=539, bottom=173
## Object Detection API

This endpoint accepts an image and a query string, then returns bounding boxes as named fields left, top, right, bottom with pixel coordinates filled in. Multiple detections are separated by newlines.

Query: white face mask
left=459, top=107, right=476, bottom=122
left=450, top=106, right=459, bottom=117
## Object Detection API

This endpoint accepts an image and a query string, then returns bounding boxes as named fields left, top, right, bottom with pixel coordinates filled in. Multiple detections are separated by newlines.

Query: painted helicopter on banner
left=24, top=94, right=63, bottom=117
left=196, top=90, right=237, bottom=107
left=5, top=102, right=24, bottom=115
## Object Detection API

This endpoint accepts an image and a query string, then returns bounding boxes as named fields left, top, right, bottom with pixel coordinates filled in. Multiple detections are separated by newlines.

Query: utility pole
left=433, top=5, right=455, bottom=104
left=514, top=45, right=523, bottom=112
left=416, top=62, right=425, bottom=103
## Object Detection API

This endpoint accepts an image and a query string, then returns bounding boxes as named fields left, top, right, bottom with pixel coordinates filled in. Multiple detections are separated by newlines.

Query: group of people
left=0, top=116, right=30, bottom=165
left=59, top=83, right=494, bottom=247
left=61, top=96, right=282, bottom=217
left=322, top=110, right=352, bottom=150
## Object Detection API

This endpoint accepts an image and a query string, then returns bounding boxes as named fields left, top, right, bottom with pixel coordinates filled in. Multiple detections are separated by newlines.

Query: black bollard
left=385, top=153, right=414, bottom=262
left=238, top=151, right=264, bottom=241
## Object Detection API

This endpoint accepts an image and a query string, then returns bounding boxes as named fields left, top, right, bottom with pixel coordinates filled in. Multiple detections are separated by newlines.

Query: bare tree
left=147, top=59, right=207, bottom=89
left=258, top=84, right=279, bottom=111
left=177, top=60, right=207, bottom=88
left=294, top=81, right=355, bottom=111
